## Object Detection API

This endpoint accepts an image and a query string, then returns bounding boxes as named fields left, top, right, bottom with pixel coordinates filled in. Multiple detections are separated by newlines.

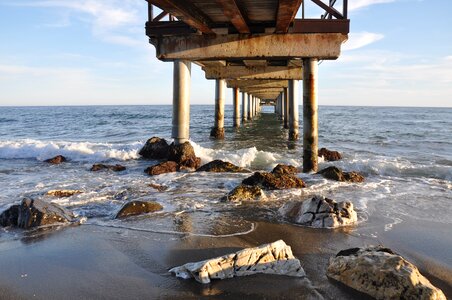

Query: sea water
left=0, top=105, right=451, bottom=239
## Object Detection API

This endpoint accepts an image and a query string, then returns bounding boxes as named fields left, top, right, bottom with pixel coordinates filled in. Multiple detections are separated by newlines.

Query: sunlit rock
left=168, top=142, right=201, bottom=169
left=221, top=184, right=266, bottom=202
left=145, top=161, right=178, bottom=176
left=197, top=160, right=249, bottom=173
left=46, top=190, right=83, bottom=198
left=318, top=148, right=342, bottom=161
left=317, top=166, right=364, bottom=183
left=115, top=200, right=163, bottom=219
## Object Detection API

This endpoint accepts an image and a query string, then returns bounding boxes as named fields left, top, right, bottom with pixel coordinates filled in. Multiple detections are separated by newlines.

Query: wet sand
left=0, top=211, right=450, bottom=299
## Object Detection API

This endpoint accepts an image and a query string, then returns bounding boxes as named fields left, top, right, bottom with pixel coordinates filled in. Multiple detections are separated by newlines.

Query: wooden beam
left=203, top=66, right=303, bottom=80
left=292, top=19, right=349, bottom=34
left=311, top=0, right=344, bottom=19
left=243, top=60, right=268, bottom=67
left=215, top=0, right=250, bottom=34
left=227, top=79, right=289, bottom=89
left=147, top=0, right=214, bottom=34
left=152, top=33, right=348, bottom=61
left=241, top=87, right=284, bottom=93
left=275, top=0, right=303, bottom=33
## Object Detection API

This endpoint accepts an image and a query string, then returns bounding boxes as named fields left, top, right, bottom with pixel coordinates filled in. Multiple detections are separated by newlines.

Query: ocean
left=0, top=105, right=451, bottom=253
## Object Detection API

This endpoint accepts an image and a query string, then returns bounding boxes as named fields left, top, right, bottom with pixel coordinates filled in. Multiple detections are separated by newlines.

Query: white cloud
left=343, top=32, right=384, bottom=51
left=349, top=0, right=396, bottom=11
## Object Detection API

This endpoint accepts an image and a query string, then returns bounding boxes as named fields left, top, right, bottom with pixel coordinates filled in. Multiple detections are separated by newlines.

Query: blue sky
left=0, top=0, right=451, bottom=107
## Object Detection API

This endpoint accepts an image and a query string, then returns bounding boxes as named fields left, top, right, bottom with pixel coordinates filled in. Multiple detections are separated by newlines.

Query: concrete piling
left=283, top=88, right=289, bottom=129
left=172, top=60, right=191, bottom=145
left=242, top=92, right=248, bottom=122
left=210, top=79, right=225, bottom=139
left=302, top=58, right=319, bottom=172
left=247, top=94, right=252, bottom=120
left=288, top=80, right=299, bottom=141
left=233, top=87, right=240, bottom=127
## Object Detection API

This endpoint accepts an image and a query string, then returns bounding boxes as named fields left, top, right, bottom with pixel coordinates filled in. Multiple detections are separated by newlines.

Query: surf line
left=83, top=222, right=257, bottom=238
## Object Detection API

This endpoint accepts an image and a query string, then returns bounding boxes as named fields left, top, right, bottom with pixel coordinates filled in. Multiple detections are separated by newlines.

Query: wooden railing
left=302, top=0, right=348, bottom=19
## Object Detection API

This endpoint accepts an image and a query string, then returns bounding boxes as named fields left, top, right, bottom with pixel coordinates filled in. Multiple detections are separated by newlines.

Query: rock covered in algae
left=318, top=148, right=342, bottom=161
left=115, top=200, right=163, bottom=219
left=317, top=166, right=364, bottom=183
left=327, top=246, right=446, bottom=300
left=221, top=184, right=266, bottom=202
left=0, top=198, right=74, bottom=228
left=197, top=160, right=249, bottom=173
left=280, top=195, right=357, bottom=228
left=169, top=240, right=305, bottom=284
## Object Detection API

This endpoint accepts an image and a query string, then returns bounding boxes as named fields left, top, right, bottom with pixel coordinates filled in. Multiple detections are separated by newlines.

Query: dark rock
left=115, top=201, right=163, bottom=219
left=44, top=155, right=67, bottom=164
left=139, top=137, right=170, bottom=159
left=46, top=190, right=83, bottom=197
left=0, top=205, right=19, bottom=227
left=145, top=161, right=178, bottom=176
left=197, top=160, right=249, bottom=173
left=0, top=198, right=74, bottom=229
left=168, top=142, right=201, bottom=169
left=317, top=166, right=364, bottom=183
left=318, top=148, right=342, bottom=161
left=210, top=127, right=225, bottom=139
left=221, top=185, right=266, bottom=202
left=271, top=164, right=298, bottom=176
left=90, top=164, right=126, bottom=172
left=242, top=171, right=306, bottom=190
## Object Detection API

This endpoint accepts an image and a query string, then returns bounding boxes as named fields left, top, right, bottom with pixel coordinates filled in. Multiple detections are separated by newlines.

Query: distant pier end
left=145, top=0, right=349, bottom=172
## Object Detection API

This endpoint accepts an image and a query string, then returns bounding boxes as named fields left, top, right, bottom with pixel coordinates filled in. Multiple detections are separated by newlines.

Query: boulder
left=281, top=196, right=357, bottom=228
left=168, top=142, right=201, bottom=169
left=44, top=155, right=67, bottom=164
left=271, top=164, right=298, bottom=176
left=170, top=240, right=305, bottom=284
left=221, top=185, right=266, bottom=202
left=46, top=190, right=83, bottom=197
left=139, top=137, right=170, bottom=159
left=327, top=246, right=446, bottom=300
left=197, top=160, right=249, bottom=173
left=145, top=161, right=178, bottom=176
left=0, top=198, right=74, bottom=229
left=318, top=166, right=364, bottom=183
left=115, top=201, right=163, bottom=219
left=242, top=172, right=305, bottom=190
left=90, top=164, right=126, bottom=172
left=318, top=148, right=342, bottom=161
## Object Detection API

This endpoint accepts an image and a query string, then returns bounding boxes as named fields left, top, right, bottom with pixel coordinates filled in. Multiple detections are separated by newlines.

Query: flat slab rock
left=221, top=184, right=266, bottom=202
left=90, top=164, right=126, bottom=172
left=46, top=190, right=83, bottom=197
left=0, top=198, right=74, bottom=229
left=318, top=166, right=364, bottom=183
left=115, top=201, right=163, bottom=219
left=327, top=246, right=446, bottom=300
left=280, top=196, right=357, bottom=228
left=196, top=160, right=249, bottom=173
left=170, top=240, right=305, bottom=284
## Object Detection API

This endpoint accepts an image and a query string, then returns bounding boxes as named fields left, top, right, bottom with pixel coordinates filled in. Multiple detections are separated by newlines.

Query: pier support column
left=302, top=58, right=319, bottom=173
left=210, top=79, right=225, bottom=139
left=172, top=60, right=191, bottom=145
left=233, top=88, right=240, bottom=127
left=242, top=92, right=248, bottom=122
left=289, top=80, right=299, bottom=141
left=247, top=94, right=252, bottom=120
left=283, top=88, right=289, bottom=129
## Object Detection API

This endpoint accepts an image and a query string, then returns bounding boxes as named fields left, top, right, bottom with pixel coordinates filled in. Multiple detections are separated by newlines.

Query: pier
left=145, top=0, right=349, bottom=172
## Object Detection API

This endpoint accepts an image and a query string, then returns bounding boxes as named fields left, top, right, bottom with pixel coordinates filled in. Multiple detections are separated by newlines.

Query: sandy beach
left=0, top=205, right=450, bottom=299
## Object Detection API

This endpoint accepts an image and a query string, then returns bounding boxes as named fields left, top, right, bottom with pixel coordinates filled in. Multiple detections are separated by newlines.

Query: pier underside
left=145, top=0, right=349, bottom=172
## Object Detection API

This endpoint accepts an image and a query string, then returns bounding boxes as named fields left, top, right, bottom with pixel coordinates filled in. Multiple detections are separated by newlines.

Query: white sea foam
left=0, top=139, right=141, bottom=162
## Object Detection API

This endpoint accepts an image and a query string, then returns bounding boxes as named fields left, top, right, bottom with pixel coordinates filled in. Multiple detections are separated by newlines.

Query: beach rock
left=196, top=160, right=249, bottom=173
left=44, top=155, right=67, bottom=164
left=271, top=164, right=298, bottom=176
left=221, top=185, right=266, bottom=202
left=318, top=148, right=342, bottom=161
left=0, top=198, right=74, bottom=229
left=281, top=196, right=357, bottom=228
left=318, top=166, right=364, bottom=183
left=145, top=161, right=178, bottom=176
left=242, top=171, right=306, bottom=190
left=46, top=190, right=83, bottom=198
left=139, top=137, right=170, bottom=159
left=90, top=164, right=126, bottom=172
left=115, top=201, right=163, bottom=219
left=148, top=183, right=168, bottom=192
left=169, top=240, right=305, bottom=284
left=327, top=246, right=446, bottom=300
left=168, top=142, right=201, bottom=169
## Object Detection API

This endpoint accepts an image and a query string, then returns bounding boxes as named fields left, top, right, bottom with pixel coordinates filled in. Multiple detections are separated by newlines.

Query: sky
left=0, top=0, right=451, bottom=107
